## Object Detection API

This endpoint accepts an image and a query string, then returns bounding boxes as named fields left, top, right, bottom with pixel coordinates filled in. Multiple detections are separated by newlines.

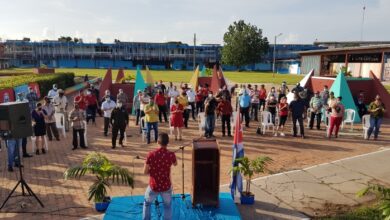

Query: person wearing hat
left=133, top=90, right=142, bottom=126
left=42, top=96, right=60, bottom=141
left=110, top=101, right=129, bottom=148
left=101, top=95, right=116, bottom=136
left=26, top=87, right=39, bottom=112
left=309, top=91, right=323, bottom=130
left=367, top=95, right=386, bottom=140
left=53, top=89, right=69, bottom=131
left=47, top=84, right=58, bottom=99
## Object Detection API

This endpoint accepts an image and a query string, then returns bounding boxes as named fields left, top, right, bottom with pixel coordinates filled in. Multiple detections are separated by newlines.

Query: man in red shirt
left=74, top=90, right=87, bottom=111
left=259, top=84, right=267, bottom=111
left=85, top=89, right=98, bottom=124
left=154, top=90, right=168, bottom=123
left=143, top=133, right=177, bottom=220
left=217, top=96, right=233, bottom=137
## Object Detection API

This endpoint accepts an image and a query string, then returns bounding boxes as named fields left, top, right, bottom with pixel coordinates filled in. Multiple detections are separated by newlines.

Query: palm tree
left=231, top=156, right=272, bottom=195
left=64, top=152, right=134, bottom=202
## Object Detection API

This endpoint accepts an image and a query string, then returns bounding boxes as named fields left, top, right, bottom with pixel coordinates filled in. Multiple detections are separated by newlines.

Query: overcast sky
left=0, top=0, right=389, bottom=45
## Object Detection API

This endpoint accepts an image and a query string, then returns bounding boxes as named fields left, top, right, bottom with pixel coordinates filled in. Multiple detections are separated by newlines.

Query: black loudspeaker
left=0, top=102, right=33, bottom=139
left=192, top=138, right=220, bottom=207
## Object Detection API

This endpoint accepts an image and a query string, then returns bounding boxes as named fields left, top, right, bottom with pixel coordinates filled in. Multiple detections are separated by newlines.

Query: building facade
left=3, top=39, right=323, bottom=72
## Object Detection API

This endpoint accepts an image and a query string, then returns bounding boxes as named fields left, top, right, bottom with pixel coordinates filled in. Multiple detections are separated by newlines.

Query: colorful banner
left=145, top=66, right=154, bottom=85
left=28, top=82, right=41, bottom=98
left=0, top=88, right=15, bottom=103
left=14, top=84, right=29, bottom=100
left=115, top=69, right=125, bottom=83
left=189, top=65, right=199, bottom=90
left=132, top=66, right=147, bottom=115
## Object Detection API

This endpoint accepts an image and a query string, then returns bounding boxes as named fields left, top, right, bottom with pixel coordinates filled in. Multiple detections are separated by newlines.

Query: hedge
left=0, top=73, right=75, bottom=96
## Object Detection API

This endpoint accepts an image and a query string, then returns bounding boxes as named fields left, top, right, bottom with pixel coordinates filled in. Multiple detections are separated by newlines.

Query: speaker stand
left=0, top=141, right=44, bottom=209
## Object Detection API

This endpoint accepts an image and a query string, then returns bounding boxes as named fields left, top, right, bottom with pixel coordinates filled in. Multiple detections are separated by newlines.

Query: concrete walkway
left=221, top=147, right=390, bottom=220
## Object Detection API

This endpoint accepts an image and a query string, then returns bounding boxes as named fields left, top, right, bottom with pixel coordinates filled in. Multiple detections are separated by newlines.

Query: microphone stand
left=174, top=145, right=190, bottom=201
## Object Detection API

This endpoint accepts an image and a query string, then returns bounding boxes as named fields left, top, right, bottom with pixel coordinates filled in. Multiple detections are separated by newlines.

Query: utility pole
left=272, top=33, right=282, bottom=77
left=360, top=1, right=366, bottom=41
left=193, top=33, right=196, bottom=70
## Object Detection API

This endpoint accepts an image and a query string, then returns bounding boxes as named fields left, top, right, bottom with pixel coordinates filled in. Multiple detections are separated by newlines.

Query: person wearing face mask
left=367, top=95, right=386, bottom=140
left=42, top=96, right=60, bottom=141
left=278, top=81, right=289, bottom=102
left=266, top=87, right=278, bottom=101
left=154, top=90, right=168, bottom=123
left=239, top=90, right=251, bottom=128
left=74, top=90, right=87, bottom=111
left=177, top=91, right=189, bottom=128
left=328, top=96, right=344, bottom=139
left=110, top=101, right=129, bottom=148
left=85, top=89, right=98, bottom=125
left=117, top=89, right=129, bottom=109
left=101, top=95, right=116, bottom=136
left=355, top=90, right=367, bottom=118
left=53, top=89, right=69, bottom=131
left=186, top=87, right=196, bottom=120
left=195, top=85, right=205, bottom=114
left=170, top=99, right=184, bottom=140
left=69, top=104, right=87, bottom=150
left=327, top=92, right=336, bottom=112
left=144, top=99, right=159, bottom=144
left=31, top=103, right=47, bottom=155
left=289, top=93, right=306, bottom=138
left=26, top=87, right=39, bottom=112
left=250, top=85, right=260, bottom=121
left=133, top=90, right=142, bottom=126
left=309, top=91, right=323, bottom=130
left=259, top=84, right=267, bottom=111
left=320, top=85, right=330, bottom=108
left=168, top=86, right=179, bottom=110
left=204, top=91, right=218, bottom=138
left=266, top=94, right=278, bottom=125
left=48, top=84, right=58, bottom=99
left=166, top=82, right=174, bottom=109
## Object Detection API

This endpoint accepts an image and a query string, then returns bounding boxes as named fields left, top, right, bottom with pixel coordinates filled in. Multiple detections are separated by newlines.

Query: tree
left=221, top=20, right=269, bottom=70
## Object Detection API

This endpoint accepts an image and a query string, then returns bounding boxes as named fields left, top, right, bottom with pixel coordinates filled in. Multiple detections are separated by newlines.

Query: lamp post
left=272, top=33, right=282, bottom=77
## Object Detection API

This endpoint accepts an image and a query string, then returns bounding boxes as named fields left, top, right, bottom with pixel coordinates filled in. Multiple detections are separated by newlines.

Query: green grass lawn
left=0, top=68, right=303, bottom=84
left=385, top=84, right=390, bottom=93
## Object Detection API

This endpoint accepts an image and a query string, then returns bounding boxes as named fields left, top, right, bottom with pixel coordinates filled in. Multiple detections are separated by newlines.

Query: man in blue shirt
left=289, top=93, right=306, bottom=138
left=239, top=91, right=251, bottom=127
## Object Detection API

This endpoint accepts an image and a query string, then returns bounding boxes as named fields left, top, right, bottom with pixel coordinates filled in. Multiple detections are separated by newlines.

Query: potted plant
left=231, top=156, right=272, bottom=205
left=64, top=152, right=134, bottom=212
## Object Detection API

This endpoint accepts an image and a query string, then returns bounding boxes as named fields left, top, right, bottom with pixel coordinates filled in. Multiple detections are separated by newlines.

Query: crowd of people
left=1, top=80, right=386, bottom=174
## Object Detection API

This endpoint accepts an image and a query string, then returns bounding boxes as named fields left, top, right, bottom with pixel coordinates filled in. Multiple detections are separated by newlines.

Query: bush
left=0, top=73, right=75, bottom=96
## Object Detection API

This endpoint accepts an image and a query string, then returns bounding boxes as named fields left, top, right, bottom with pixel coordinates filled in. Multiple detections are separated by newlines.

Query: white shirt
left=140, top=95, right=151, bottom=111
left=48, top=89, right=58, bottom=98
left=101, top=100, right=116, bottom=118
left=168, top=90, right=180, bottom=104
left=52, top=95, right=68, bottom=112
left=186, top=90, right=196, bottom=102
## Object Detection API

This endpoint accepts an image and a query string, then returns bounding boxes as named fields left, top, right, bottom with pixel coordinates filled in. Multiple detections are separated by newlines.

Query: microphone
left=135, top=155, right=145, bottom=160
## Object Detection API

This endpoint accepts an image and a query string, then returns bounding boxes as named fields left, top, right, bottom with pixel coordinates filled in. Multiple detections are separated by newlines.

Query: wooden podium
left=192, top=138, right=220, bottom=207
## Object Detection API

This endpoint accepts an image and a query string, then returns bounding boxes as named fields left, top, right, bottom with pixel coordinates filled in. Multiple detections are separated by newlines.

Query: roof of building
left=299, top=44, right=390, bottom=55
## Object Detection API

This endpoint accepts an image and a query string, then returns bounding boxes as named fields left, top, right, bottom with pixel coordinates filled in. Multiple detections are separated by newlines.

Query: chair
left=140, top=117, right=149, bottom=142
left=260, top=111, right=275, bottom=134
left=169, top=119, right=174, bottom=135
left=83, top=121, right=88, bottom=146
left=306, top=108, right=312, bottom=128
left=54, top=113, right=66, bottom=138
left=342, top=109, right=356, bottom=131
left=31, top=135, right=49, bottom=152
left=362, top=114, right=370, bottom=139
left=197, top=112, right=206, bottom=136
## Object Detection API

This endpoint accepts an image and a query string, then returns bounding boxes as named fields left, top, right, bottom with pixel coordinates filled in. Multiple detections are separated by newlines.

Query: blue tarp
left=104, top=193, right=241, bottom=220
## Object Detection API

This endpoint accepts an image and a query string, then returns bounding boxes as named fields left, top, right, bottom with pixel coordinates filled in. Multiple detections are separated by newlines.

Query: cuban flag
left=230, top=110, right=244, bottom=200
